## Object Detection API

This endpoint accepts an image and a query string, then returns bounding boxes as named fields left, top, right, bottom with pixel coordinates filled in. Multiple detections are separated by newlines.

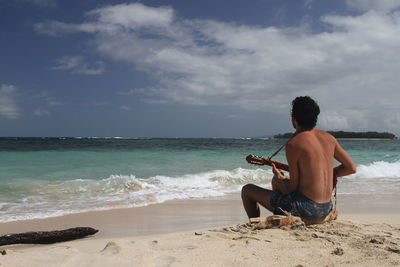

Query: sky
left=1, top=0, right=400, bottom=137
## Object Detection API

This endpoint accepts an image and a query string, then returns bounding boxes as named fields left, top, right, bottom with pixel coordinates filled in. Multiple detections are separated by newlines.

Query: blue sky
left=1, top=0, right=400, bottom=137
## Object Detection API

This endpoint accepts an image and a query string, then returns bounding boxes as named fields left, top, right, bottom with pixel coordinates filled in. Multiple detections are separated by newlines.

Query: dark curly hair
left=291, top=96, right=320, bottom=130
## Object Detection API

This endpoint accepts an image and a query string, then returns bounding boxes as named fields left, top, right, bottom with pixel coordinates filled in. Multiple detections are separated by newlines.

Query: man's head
left=291, top=96, right=320, bottom=130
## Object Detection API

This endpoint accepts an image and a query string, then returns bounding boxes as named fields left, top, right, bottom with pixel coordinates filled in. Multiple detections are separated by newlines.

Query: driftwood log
left=250, top=215, right=304, bottom=230
left=302, top=209, right=338, bottom=225
left=250, top=209, right=338, bottom=230
left=0, top=227, right=98, bottom=246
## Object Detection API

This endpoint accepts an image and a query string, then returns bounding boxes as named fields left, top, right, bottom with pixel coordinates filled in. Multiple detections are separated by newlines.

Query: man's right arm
left=333, top=140, right=357, bottom=178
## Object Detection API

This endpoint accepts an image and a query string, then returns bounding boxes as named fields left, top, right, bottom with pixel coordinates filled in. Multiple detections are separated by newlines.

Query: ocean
left=0, top=137, right=399, bottom=222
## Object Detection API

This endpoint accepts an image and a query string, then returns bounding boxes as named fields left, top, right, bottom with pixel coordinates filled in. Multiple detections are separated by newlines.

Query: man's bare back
left=286, top=129, right=336, bottom=203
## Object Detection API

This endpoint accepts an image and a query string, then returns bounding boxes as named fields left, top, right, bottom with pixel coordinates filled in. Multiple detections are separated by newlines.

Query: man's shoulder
left=288, top=129, right=336, bottom=146
left=314, top=129, right=336, bottom=141
left=286, top=135, right=305, bottom=150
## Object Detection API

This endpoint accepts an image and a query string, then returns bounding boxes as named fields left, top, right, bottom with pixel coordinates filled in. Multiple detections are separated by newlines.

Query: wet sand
left=1, top=193, right=400, bottom=238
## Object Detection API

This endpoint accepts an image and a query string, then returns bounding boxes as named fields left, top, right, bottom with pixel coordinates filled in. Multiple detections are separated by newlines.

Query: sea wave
left=0, top=168, right=272, bottom=223
left=347, top=160, right=400, bottom=179
left=3, top=160, right=400, bottom=223
left=337, top=161, right=400, bottom=195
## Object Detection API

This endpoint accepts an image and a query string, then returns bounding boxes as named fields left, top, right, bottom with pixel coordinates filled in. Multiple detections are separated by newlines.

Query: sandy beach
left=1, top=194, right=400, bottom=266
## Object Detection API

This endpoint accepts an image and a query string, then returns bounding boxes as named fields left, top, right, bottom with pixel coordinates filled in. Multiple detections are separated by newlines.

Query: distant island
left=274, top=131, right=397, bottom=139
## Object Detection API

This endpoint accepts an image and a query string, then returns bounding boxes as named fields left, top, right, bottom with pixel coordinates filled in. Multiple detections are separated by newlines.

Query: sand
left=1, top=194, right=400, bottom=266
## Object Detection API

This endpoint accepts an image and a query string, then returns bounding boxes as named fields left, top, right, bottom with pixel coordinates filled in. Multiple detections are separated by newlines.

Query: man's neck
left=295, top=127, right=313, bottom=134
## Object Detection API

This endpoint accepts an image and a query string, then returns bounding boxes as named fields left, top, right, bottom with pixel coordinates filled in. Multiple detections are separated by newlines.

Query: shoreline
left=0, top=195, right=248, bottom=238
left=1, top=195, right=399, bottom=266
left=1, top=193, right=400, bottom=238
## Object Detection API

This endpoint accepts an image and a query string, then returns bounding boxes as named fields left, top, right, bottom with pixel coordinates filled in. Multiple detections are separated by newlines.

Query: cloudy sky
left=1, top=0, right=400, bottom=137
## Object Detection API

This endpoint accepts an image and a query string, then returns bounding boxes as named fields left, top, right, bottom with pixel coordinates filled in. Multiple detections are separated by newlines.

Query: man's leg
left=272, top=176, right=290, bottom=194
left=241, top=184, right=275, bottom=218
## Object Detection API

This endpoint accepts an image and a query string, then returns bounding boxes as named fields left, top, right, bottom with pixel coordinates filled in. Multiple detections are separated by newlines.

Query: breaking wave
left=3, top=160, right=400, bottom=222
left=0, top=168, right=272, bottom=222
left=347, top=160, right=400, bottom=179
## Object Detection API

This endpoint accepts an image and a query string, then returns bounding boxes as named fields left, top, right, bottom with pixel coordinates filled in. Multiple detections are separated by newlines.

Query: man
left=241, top=96, right=356, bottom=219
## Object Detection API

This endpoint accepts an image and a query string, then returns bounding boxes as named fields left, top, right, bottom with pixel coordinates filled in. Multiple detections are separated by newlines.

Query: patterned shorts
left=270, top=191, right=333, bottom=219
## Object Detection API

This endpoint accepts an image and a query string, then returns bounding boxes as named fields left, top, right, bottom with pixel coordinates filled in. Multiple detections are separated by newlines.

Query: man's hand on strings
left=272, top=163, right=288, bottom=180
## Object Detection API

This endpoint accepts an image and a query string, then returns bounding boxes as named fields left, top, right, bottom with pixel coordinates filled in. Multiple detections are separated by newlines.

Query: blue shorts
left=270, top=191, right=333, bottom=219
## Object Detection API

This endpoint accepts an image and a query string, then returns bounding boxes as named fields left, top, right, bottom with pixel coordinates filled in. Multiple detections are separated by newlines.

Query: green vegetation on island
left=274, top=131, right=397, bottom=139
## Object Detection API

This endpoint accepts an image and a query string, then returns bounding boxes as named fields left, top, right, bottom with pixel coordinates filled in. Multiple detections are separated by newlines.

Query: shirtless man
left=241, top=96, right=356, bottom=219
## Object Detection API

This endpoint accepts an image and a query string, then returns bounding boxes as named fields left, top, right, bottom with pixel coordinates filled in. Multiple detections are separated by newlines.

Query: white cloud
left=52, top=56, right=105, bottom=75
left=35, top=21, right=77, bottom=36
left=0, top=84, right=20, bottom=119
left=120, top=105, right=131, bottom=111
left=319, top=109, right=369, bottom=131
left=118, top=88, right=147, bottom=95
left=304, top=0, right=314, bottom=9
left=47, top=100, right=62, bottom=106
left=227, top=114, right=241, bottom=119
left=141, top=98, right=168, bottom=104
left=87, top=3, right=174, bottom=29
left=346, top=0, right=400, bottom=12
left=36, top=3, right=400, bottom=133
left=33, top=109, right=50, bottom=116
left=35, top=3, right=174, bottom=36
left=94, top=101, right=109, bottom=106
left=36, top=91, right=63, bottom=106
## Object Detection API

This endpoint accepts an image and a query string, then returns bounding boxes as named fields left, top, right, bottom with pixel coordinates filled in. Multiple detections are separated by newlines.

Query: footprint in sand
left=100, top=241, right=121, bottom=255
left=332, top=247, right=344, bottom=255
left=155, top=255, right=176, bottom=267
left=51, top=246, right=71, bottom=250
left=183, top=245, right=197, bottom=250
left=214, top=233, right=233, bottom=240
left=386, top=246, right=400, bottom=254
left=369, top=237, right=385, bottom=244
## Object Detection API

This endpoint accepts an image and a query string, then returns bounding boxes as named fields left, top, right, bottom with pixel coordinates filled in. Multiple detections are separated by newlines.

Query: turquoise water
left=0, top=138, right=399, bottom=222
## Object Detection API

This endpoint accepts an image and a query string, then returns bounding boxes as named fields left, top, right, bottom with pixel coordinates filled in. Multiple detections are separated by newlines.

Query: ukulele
left=245, top=154, right=289, bottom=172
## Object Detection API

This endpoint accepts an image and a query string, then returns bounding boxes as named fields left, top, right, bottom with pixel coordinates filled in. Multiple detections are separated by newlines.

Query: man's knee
left=241, top=183, right=255, bottom=199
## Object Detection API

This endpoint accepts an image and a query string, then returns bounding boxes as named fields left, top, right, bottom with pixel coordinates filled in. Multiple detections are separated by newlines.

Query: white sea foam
left=336, top=161, right=400, bottom=195
left=0, top=168, right=272, bottom=223
left=346, top=161, right=400, bottom=179
left=3, top=161, right=399, bottom=223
